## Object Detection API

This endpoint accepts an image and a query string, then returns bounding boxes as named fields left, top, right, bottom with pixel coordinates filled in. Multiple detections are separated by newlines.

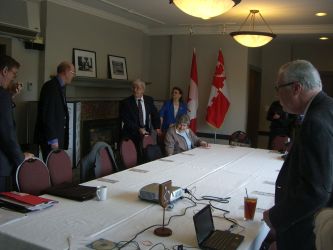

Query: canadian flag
left=187, top=49, right=199, bottom=132
left=206, top=49, right=230, bottom=128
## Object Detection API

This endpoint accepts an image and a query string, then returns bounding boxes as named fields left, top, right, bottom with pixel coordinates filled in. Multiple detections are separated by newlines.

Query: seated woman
left=164, top=114, right=208, bottom=155
left=159, top=86, right=188, bottom=133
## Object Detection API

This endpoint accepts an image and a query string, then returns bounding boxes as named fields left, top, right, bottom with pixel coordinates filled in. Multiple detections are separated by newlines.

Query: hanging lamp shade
left=230, top=10, right=276, bottom=47
left=170, top=0, right=241, bottom=20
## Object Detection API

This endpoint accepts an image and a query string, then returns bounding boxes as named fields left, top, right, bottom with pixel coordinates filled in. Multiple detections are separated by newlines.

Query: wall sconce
left=170, top=0, right=241, bottom=20
left=230, top=10, right=276, bottom=47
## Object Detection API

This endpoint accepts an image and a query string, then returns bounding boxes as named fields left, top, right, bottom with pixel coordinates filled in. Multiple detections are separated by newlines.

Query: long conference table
left=0, top=144, right=284, bottom=250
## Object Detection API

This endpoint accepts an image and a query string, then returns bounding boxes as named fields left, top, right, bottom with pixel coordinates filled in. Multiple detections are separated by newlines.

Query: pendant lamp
left=170, top=0, right=241, bottom=20
left=230, top=10, right=276, bottom=47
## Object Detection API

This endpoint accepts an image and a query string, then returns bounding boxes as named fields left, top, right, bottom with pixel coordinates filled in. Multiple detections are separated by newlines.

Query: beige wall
left=148, top=36, right=171, bottom=100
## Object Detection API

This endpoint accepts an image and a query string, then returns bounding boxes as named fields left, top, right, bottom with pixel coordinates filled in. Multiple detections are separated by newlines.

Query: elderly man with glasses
left=34, top=61, right=75, bottom=161
left=261, top=60, right=333, bottom=250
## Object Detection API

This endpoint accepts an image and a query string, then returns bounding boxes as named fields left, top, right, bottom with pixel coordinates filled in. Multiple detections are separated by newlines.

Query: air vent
left=0, top=0, right=40, bottom=40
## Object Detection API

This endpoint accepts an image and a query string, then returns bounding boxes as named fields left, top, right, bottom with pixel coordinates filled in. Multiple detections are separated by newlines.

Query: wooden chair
left=16, top=158, right=51, bottom=195
left=46, top=149, right=73, bottom=186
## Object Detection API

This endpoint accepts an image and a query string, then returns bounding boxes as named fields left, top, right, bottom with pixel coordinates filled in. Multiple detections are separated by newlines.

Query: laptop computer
left=193, top=205, right=244, bottom=250
left=44, top=183, right=97, bottom=201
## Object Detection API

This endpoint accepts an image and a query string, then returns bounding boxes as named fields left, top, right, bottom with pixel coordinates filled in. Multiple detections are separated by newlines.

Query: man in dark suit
left=35, top=61, right=75, bottom=161
left=0, top=55, right=33, bottom=192
left=266, top=100, right=295, bottom=149
left=120, top=79, right=161, bottom=159
left=262, top=60, right=333, bottom=250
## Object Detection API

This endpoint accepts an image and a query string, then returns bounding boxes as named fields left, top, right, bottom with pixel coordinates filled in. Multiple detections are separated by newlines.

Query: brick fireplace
left=80, top=101, right=120, bottom=157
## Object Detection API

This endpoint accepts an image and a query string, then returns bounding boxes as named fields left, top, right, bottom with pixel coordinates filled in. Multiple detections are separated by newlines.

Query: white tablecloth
left=0, top=144, right=283, bottom=250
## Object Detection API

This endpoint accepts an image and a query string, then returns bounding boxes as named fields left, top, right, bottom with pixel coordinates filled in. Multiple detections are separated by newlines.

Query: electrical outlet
left=27, top=82, right=33, bottom=91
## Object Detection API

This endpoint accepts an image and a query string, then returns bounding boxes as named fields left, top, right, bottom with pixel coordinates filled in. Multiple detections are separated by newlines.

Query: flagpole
left=205, top=49, right=230, bottom=144
left=214, top=130, right=217, bottom=144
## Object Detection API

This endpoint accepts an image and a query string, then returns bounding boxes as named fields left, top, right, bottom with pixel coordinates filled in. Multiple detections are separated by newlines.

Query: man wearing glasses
left=262, top=60, right=333, bottom=250
left=0, top=55, right=34, bottom=192
left=35, top=61, right=75, bottom=161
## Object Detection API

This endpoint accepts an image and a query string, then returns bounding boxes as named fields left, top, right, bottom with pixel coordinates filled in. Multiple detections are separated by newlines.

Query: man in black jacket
left=35, top=61, right=75, bottom=161
left=120, top=79, right=161, bottom=160
left=266, top=100, right=295, bottom=149
left=0, top=55, right=33, bottom=192
left=262, top=60, right=333, bottom=250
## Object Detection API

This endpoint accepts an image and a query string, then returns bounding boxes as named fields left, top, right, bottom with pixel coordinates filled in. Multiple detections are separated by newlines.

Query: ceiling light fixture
left=169, top=0, right=241, bottom=20
left=315, top=12, right=327, bottom=17
left=230, top=10, right=276, bottom=48
left=319, top=37, right=329, bottom=40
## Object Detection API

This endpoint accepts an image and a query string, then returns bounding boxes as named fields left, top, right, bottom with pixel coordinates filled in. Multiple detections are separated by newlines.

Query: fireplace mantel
left=71, top=77, right=132, bottom=88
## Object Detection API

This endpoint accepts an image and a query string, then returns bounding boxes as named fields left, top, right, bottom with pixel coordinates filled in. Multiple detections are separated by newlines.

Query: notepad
left=0, top=192, right=57, bottom=213
left=97, top=178, right=119, bottom=184
left=0, top=191, right=56, bottom=206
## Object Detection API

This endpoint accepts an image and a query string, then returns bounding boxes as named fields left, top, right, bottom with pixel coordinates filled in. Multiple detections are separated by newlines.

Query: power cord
left=117, top=198, right=197, bottom=249
left=183, top=188, right=230, bottom=212
left=184, top=188, right=244, bottom=233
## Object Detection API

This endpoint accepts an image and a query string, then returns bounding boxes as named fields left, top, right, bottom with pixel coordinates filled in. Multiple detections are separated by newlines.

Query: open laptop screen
left=193, top=205, right=215, bottom=245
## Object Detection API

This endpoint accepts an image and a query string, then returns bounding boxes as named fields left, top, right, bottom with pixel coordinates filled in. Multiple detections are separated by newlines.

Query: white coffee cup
left=96, top=186, right=108, bottom=201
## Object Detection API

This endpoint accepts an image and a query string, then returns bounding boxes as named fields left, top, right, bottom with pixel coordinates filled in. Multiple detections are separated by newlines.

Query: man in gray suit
left=262, top=60, right=333, bottom=250
left=0, top=55, right=33, bottom=192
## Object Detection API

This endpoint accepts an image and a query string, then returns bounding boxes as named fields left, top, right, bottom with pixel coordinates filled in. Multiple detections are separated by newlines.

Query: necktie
left=138, top=99, right=144, bottom=127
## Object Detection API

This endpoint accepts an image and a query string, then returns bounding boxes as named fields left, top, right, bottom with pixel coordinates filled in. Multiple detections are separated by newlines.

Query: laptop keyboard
left=203, top=230, right=244, bottom=250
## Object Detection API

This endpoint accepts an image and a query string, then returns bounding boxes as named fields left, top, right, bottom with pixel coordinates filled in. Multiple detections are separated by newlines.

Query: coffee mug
left=96, top=186, right=108, bottom=201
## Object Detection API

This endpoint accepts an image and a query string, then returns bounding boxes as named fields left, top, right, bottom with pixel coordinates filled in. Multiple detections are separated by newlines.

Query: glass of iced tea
left=244, top=197, right=257, bottom=220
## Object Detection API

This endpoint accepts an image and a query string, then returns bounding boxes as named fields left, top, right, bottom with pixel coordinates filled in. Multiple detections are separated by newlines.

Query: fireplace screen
left=82, top=119, right=120, bottom=157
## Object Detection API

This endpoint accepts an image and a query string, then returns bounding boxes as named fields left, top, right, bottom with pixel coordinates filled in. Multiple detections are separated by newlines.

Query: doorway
left=0, top=44, right=6, bottom=55
left=246, top=66, right=262, bottom=148
left=320, top=71, right=333, bottom=97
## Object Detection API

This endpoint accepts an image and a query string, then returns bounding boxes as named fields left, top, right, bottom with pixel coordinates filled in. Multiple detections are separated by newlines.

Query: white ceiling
left=55, top=0, right=333, bottom=41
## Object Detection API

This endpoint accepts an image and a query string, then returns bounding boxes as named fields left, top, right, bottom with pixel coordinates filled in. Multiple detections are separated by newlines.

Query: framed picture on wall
left=108, top=55, right=128, bottom=80
left=73, top=48, right=97, bottom=78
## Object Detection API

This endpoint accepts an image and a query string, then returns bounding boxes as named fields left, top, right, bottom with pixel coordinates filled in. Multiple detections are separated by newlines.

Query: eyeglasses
left=8, top=69, right=18, bottom=78
left=274, top=81, right=295, bottom=92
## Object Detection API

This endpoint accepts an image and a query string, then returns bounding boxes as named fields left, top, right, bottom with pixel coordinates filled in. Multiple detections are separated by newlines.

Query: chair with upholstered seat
left=271, top=135, right=290, bottom=152
left=79, top=141, right=118, bottom=183
left=46, top=149, right=73, bottom=186
left=16, top=158, right=51, bottom=195
left=142, top=134, right=154, bottom=149
left=120, top=138, right=137, bottom=169
left=95, top=146, right=116, bottom=178
left=229, top=131, right=251, bottom=147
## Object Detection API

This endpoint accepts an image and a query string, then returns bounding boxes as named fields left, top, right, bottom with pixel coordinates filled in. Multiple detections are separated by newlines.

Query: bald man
left=35, top=61, right=75, bottom=160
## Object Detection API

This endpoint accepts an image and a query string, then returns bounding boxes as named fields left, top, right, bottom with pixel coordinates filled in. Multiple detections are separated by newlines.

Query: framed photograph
left=73, top=48, right=97, bottom=78
left=108, top=55, right=128, bottom=80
